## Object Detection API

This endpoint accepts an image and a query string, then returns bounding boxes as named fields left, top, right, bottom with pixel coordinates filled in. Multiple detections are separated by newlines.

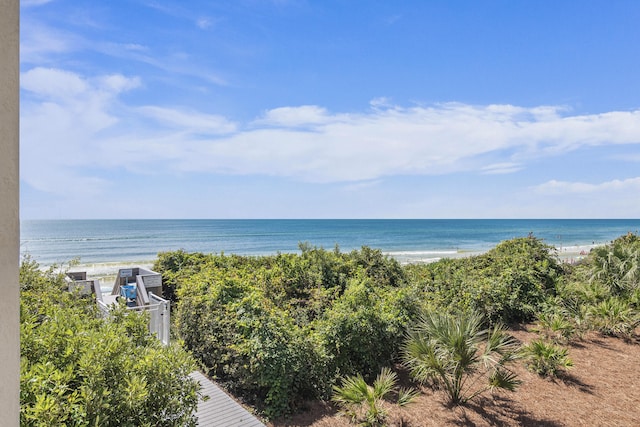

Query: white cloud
left=20, top=69, right=640, bottom=201
left=525, top=177, right=640, bottom=218
left=370, top=97, right=393, bottom=109
left=534, top=177, right=640, bottom=195
left=123, top=43, right=147, bottom=51
left=96, top=42, right=229, bottom=87
left=20, top=17, right=228, bottom=87
left=196, top=17, right=212, bottom=29
left=20, top=22, right=80, bottom=63
left=137, top=106, right=237, bottom=134
left=179, top=102, right=638, bottom=183
left=256, top=105, right=332, bottom=127
left=481, top=162, right=523, bottom=175
left=21, top=67, right=88, bottom=98
left=20, top=68, right=140, bottom=195
left=99, top=74, right=141, bottom=92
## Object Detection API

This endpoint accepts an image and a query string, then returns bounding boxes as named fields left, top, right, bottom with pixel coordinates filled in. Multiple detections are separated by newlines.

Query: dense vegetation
left=155, top=245, right=417, bottom=417
left=404, top=236, right=564, bottom=323
left=20, top=258, right=200, bottom=427
left=20, top=232, right=640, bottom=424
left=155, top=235, right=612, bottom=418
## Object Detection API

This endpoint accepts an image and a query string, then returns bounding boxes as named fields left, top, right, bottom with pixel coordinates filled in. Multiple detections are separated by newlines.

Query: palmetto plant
left=403, top=310, right=520, bottom=405
left=332, top=367, right=417, bottom=426
left=521, top=339, right=573, bottom=377
left=533, top=311, right=575, bottom=344
left=588, top=297, right=640, bottom=339
left=589, top=240, right=640, bottom=295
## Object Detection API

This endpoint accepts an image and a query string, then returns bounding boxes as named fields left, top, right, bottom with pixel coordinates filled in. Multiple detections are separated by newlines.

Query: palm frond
left=372, top=367, right=397, bottom=399
left=397, top=387, right=420, bottom=407
left=403, top=310, right=520, bottom=405
left=488, top=367, right=521, bottom=392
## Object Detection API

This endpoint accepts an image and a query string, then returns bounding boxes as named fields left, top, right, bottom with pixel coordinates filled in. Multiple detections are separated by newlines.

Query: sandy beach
left=555, top=244, right=598, bottom=263
left=389, top=243, right=599, bottom=265
left=68, top=241, right=599, bottom=281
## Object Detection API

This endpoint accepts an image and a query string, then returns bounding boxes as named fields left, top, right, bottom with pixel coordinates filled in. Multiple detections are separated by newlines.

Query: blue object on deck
left=120, top=284, right=137, bottom=300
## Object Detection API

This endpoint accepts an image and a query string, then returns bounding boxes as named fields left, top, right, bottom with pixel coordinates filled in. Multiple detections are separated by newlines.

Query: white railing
left=97, top=299, right=110, bottom=317
left=95, top=293, right=171, bottom=346
left=148, top=292, right=171, bottom=346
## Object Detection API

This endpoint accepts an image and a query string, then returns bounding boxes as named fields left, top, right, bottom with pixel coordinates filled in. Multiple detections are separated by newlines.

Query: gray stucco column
left=0, top=0, right=20, bottom=425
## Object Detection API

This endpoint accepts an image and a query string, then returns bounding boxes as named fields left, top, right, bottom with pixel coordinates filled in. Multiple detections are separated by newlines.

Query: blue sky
left=20, top=0, right=640, bottom=219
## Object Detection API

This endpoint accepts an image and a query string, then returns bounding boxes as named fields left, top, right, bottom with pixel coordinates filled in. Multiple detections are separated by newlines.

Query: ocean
left=20, top=219, right=640, bottom=268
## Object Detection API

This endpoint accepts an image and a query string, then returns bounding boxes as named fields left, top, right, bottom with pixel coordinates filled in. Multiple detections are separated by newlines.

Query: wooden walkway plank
left=190, top=371, right=266, bottom=427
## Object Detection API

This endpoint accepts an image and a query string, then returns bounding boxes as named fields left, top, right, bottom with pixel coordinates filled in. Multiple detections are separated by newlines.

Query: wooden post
left=0, top=0, right=20, bottom=424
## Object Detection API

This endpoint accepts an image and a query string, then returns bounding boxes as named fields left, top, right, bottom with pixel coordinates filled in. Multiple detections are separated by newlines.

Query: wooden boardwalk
left=190, top=371, right=266, bottom=427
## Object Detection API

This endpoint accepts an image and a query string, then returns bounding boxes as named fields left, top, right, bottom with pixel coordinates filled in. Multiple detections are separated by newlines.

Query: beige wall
left=0, top=0, right=20, bottom=425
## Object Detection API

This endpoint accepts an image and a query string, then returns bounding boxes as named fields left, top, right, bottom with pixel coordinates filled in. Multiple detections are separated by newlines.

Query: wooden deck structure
left=190, top=371, right=266, bottom=427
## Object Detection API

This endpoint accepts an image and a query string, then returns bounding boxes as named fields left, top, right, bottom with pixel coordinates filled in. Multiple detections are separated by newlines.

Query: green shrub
left=318, top=276, right=418, bottom=379
left=20, top=261, right=200, bottom=426
left=172, top=247, right=419, bottom=417
left=176, top=264, right=331, bottom=418
left=153, top=249, right=212, bottom=303
left=521, top=339, right=573, bottom=377
left=405, top=236, right=562, bottom=323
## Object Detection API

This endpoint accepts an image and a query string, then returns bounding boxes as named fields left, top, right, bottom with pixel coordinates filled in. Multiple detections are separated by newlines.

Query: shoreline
left=555, top=244, right=598, bottom=264
left=62, top=242, right=599, bottom=282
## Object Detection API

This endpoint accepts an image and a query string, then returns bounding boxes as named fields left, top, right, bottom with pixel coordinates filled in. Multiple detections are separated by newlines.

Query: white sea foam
left=386, top=250, right=459, bottom=256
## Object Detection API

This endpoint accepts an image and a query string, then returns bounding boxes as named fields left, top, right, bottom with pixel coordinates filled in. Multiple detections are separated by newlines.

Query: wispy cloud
left=533, top=177, right=640, bottom=195
left=196, top=17, right=212, bottom=29
left=21, top=12, right=228, bottom=87
left=20, top=67, right=640, bottom=197
left=142, top=1, right=221, bottom=31
left=528, top=177, right=640, bottom=217
left=255, top=105, right=332, bottom=127
left=481, top=163, right=523, bottom=175
left=21, top=67, right=140, bottom=195
left=96, top=42, right=229, bottom=86
left=20, top=21, right=82, bottom=64
left=137, top=106, right=237, bottom=134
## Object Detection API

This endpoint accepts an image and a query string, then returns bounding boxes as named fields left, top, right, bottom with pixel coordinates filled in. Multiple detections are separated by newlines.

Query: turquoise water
left=20, top=219, right=640, bottom=266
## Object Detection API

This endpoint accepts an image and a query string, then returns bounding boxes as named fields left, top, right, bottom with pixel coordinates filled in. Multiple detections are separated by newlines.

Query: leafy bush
left=153, top=249, right=212, bottom=303
left=521, top=339, right=573, bottom=377
left=171, top=247, right=418, bottom=417
left=161, top=235, right=639, bottom=417
left=20, top=260, right=200, bottom=427
left=403, top=310, right=520, bottom=405
left=405, top=236, right=562, bottom=323
left=317, top=276, right=419, bottom=379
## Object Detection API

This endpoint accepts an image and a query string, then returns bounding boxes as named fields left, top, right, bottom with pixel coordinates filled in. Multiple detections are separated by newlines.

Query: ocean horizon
left=20, top=219, right=640, bottom=268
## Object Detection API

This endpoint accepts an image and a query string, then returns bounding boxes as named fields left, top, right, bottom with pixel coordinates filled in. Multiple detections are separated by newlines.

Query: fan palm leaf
left=403, top=310, right=519, bottom=405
